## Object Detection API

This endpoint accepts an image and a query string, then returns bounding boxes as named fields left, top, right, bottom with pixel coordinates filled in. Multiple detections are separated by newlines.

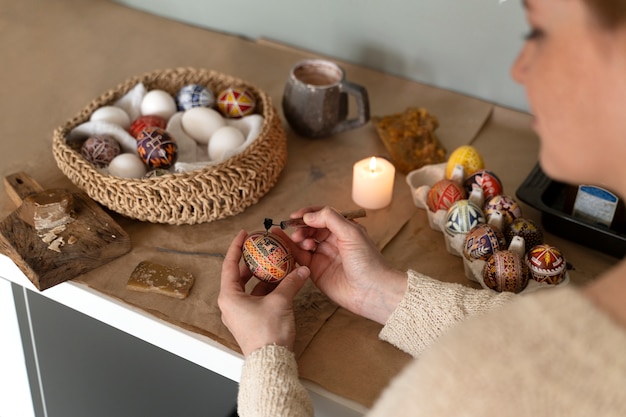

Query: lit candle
left=352, top=156, right=395, bottom=209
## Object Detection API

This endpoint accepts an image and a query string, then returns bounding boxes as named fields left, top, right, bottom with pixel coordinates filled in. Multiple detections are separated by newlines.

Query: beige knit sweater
left=238, top=270, right=626, bottom=416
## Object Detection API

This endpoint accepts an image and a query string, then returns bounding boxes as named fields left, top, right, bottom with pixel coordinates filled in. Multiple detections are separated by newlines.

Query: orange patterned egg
left=427, top=179, right=466, bottom=212
left=242, top=232, right=295, bottom=283
left=445, top=145, right=484, bottom=179
left=483, top=250, right=529, bottom=293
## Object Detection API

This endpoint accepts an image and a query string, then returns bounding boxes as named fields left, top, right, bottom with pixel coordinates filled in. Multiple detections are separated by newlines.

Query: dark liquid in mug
left=294, top=63, right=342, bottom=86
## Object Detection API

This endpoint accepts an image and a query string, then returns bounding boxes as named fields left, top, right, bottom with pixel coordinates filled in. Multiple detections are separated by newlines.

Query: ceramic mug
left=282, top=59, right=370, bottom=138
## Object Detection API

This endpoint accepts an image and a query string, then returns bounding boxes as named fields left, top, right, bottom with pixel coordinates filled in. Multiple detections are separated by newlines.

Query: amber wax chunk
left=18, top=188, right=75, bottom=230
left=127, top=261, right=195, bottom=299
left=372, top=107, right=447, bottom=174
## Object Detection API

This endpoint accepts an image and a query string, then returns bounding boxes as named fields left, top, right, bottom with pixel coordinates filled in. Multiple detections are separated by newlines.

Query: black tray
left=516, top=163, right=626, bottom=258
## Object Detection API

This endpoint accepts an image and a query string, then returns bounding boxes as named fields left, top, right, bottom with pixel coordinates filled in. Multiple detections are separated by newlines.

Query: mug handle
left=331, top=81, right=370, bottom=135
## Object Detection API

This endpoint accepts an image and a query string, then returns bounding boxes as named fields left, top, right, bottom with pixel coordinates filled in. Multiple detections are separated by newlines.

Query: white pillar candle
left=352, top=156, right=395, bottom=209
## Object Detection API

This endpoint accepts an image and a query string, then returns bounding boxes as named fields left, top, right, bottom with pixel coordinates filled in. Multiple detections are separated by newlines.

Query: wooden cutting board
left=0, top=172, right=131, bottom=290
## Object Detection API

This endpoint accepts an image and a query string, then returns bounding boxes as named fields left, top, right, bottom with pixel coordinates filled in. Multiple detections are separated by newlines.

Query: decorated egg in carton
left=461, top=211, right=506, bottom=282
left=442, top=197, right=486, bottom=257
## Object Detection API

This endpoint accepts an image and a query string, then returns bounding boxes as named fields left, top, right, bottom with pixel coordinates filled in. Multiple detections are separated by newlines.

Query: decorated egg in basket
left=505, top=218, right=543, bottom=248
left=176, top=84, right=215, bottom=111
left=242, top=232, right=295, bottom=283
left=427, top=179, right=466, bottom=212
left=463, top=169, right=503, bottom=201
left=525, top=244, right=567, bottom=285
left=463, top=223, right=507, bottom=261
left=217, top=87, right=256, bottom=118
left=484, top=195, right=522, bottom=227
left=129, top=115, right=167, bottom=139
left=444, top=200, right=486, bottom=237
left=483, top=249, right=529, bottom=293
left=136, top=127, right=178, bottom=169
left=81, top=134, right=121, bottom=168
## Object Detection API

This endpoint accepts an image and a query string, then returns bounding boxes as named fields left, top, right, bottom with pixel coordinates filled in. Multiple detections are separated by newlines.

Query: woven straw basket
left=52, top=67, right=287, bottom=225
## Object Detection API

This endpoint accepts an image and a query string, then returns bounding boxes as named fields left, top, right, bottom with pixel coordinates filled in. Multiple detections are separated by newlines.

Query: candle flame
left=369, top=157, right=377, bottom=173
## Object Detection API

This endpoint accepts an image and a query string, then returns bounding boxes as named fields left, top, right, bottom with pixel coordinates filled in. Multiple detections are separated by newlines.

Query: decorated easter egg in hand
left=483, top=250, right=529, bottom=293
left=176, top=84, right=215, bottom=111
left=505, top=218, right=543, bottom=248
left=445, top=145, right=484, bottom=180
left=136, top=127, right=178, bottom=169
left=427, top=179, right=466, bottom=212
left=242, top=232, right=295, bottom=283
left=526, top=244, right=567, bottom=285
left=444, top=200, right=486, bottom=237
left=129, top=115, right=168, bottom=139
left=463, top=169, right=503, bottom=201
left=81, top=134, right=121, bottom=168
left=484, top=195, right=522, bottom=227
left=217, top=87, right=256, bottom=118
left=463, top=223, right=507, bottom=261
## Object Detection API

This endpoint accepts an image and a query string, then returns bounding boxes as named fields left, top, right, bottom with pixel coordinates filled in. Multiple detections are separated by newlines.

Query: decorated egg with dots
left=525, top=244, right=566, bottom=285
left=427, top=179, right=466, bottom=213
left=505, top=218, right=543, bottom=248
left=242, top=232, right=295, bottom=283
left=136, top=127, right=178, bottom=169
left=80, top=135, right=121, bottom=168
left=462, top=223, right=507, bottom=261
left=445, top=145, right=484, bottom=180
left=175, top=84, right=215, bottom=111
left=463, top=169, right=503, bottom=201
left=217, top=87, right=256, bottom=118
left=484, top=195, right=522, bottom=227
left=129, top=115, right=167, bottom=139
left=444, top=200, right=486, bottom=237
left=483, top=250, right=529, bottom=293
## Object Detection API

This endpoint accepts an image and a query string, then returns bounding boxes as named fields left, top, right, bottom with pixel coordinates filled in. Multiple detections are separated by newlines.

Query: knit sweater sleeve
left=379, top=269, right=516, bottom=357
left=238, top=344, right=313, bottom=417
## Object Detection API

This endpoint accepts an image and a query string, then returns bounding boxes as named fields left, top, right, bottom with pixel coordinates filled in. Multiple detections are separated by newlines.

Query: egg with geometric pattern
left=525, top=244, right=566, bottom=285
left=463, top=223, right=507, bottom=261
left=217, top=87, right=256, bottom=118
left=463, top=169, right=503, bottom=201
left=427, top=179, right=466, bottom=213
left=175, top=84, right=215, bottom=111
left=444, top=200, right=486, bottom=237
left=136, top=127, right=178, bottom=169
left=242, top=232, right=295, bottom=283
left=484, top=195, right=522, bottom=227
left=483, top=249, right=529, bottom=293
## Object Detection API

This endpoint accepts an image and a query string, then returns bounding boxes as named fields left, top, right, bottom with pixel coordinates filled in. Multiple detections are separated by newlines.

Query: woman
left=218, top=0, right=626, bottom=415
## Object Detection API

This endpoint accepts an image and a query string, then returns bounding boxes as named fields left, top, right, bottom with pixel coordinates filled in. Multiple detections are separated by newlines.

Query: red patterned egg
left=427, top=179, right=466, bottom=212
left=483, top=250, right=529, bottom=293
left=463, top=169, right=503, bottom=201
left=136, top=127, right=178, bottom=169
left=80, top=134, right=121, bottom=168
left=444, top=200, right=486, bottom=237
left=217, top=87, right=256, bottom=118
left=525, top=244, right=566, bottom=285
left=484, top=195, right=522, bottom=227
left=129, top=115, right=168, bottom=139
left=505, top=218, right=543, bottom=248
left=242, top=232, right=295, bottom=283
left=463, top=223, right=507, bottom=261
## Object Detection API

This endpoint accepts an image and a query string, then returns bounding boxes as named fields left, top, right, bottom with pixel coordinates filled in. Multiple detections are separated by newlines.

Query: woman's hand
left=288, top=206, right=407, bottom=324
left=218, top=230, right=310, bottom=357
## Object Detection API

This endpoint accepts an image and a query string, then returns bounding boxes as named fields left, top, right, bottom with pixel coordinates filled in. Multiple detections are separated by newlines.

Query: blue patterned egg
left=175, top=84, right=215, bottom=111
left=462, top=223, right=507, bottom=261
left=444, top=200, right=486, bottom=237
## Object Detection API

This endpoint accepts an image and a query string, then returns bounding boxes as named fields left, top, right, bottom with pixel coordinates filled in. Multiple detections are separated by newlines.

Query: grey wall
left=113, top=0, right=529, bottom=111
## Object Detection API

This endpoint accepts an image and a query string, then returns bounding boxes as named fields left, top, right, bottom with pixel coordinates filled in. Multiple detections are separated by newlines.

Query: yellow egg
left=445, top=145, right=485, bottom=179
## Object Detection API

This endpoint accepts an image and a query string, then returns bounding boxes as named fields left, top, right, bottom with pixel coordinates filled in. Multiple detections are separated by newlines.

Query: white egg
left=108, top=153, right=147, bottom=178
left=181, top=107, right=226, bottom=145
left=140, top=89, right=177, bottom=120
left=208, top=126, right=246, bottom=162
left=90, top=106, right=131, bottom=129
